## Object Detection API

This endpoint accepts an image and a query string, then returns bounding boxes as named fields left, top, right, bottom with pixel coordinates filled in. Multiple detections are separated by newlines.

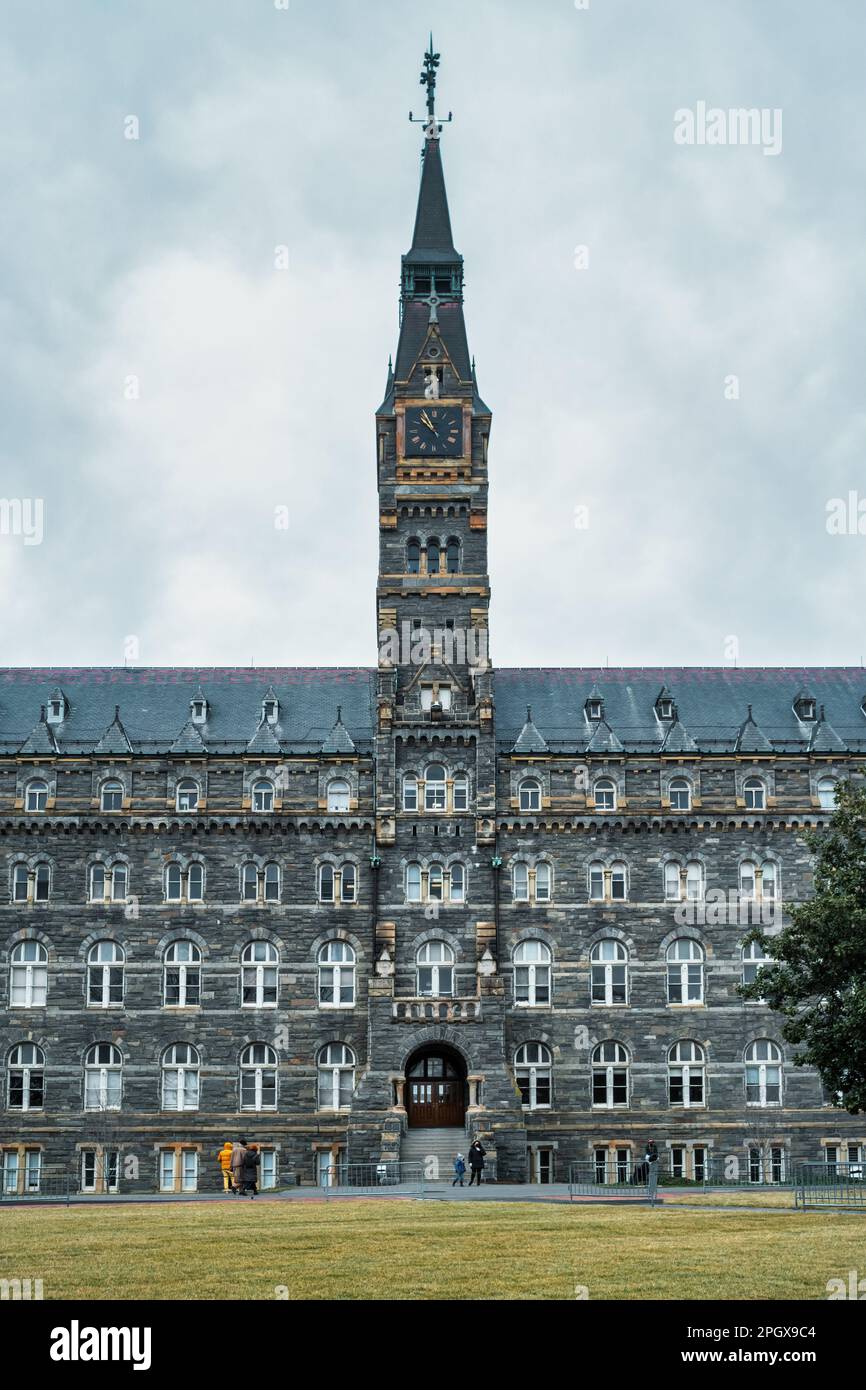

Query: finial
left=410, top=38, right=452, bottom=134
left=747, top=704, right=753, bottom=720
left=336, top=705, right=342, bottom=724
left=526, top=705, right=532, bottom=723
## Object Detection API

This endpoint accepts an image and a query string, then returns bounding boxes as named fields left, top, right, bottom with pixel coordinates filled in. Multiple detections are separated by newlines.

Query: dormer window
left=793, top=694, right=816, bottom=722
left=657, top=698, right=674, bottom=721
left=191, top=697, right=207, bottom=725
left=586, top=698, right=603, bottom=722
left=47, top=692, right=67, bottom=725
left=263, top=697, right=279, bottom=725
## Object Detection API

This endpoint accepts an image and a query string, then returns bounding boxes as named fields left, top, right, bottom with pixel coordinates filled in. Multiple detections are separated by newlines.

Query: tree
left=741, top=780, right=866, bottom=1113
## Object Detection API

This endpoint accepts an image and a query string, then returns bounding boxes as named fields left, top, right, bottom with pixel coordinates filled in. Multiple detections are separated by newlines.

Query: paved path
left=2, top=1182, right=659, bottom=1209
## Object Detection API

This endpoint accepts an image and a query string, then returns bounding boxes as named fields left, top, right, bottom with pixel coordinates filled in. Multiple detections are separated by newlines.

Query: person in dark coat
left=240, top=1142, right=261, bottom=1198
left=467, top=1140, right=486, bottom=1186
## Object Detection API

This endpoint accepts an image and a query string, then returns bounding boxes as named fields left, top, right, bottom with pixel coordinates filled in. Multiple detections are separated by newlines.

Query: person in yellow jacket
left=217, top=1141, right=234, bottom=1193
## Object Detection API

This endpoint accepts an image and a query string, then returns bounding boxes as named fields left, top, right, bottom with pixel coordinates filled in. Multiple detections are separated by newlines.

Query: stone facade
left=1, top=94, right=865, bottom=1193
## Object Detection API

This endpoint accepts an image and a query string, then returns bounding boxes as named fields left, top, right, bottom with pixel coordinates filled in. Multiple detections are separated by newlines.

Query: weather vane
left=409, top=34, right=452, bottom=138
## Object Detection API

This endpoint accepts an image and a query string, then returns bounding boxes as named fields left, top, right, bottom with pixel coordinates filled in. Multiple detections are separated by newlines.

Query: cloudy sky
left=1, top=0, right=864, bottom=671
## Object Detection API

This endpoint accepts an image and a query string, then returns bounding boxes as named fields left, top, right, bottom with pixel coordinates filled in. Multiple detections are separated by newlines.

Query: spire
left=407, top=136, right=457, bottom=261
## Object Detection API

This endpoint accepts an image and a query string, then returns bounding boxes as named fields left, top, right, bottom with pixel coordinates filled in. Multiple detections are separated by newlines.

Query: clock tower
left=373, top=40, right=496, bottom=854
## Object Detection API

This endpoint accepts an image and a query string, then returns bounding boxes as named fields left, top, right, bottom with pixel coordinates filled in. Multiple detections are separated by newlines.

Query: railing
left=568, top=1162, right=659, bottom=1204
left=391, top=997, right=482, bottom=1022
left=795, top=1162, right=866, bottom=1209
left=0, top=1165, right=71, bottom=1204
left=318, top=1161, right=426, bottom=1195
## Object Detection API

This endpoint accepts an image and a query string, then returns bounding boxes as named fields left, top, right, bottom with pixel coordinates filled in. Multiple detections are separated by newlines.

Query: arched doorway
left=405, top=1045, right=467, bottom=1128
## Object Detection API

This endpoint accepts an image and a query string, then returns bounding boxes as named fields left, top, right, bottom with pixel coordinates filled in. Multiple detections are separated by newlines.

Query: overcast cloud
left=1, top=0, right=864, bottom=670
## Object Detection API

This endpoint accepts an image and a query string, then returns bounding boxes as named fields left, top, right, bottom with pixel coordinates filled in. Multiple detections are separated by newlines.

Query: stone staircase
left=400, top=1127, right=467, bottom=1183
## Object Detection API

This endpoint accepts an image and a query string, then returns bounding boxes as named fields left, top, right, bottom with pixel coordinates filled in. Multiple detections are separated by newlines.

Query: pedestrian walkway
left=3, top=1182, right=659, bottom=1208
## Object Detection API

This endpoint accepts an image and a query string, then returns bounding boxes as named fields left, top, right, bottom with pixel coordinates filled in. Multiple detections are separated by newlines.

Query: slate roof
left=405, top=138, right=458, bottom=263
left=0, top=669, right=376, bottom=756
left=1, top=667, right=865, bottom=757
left=321, top=708, right=357, bottom=755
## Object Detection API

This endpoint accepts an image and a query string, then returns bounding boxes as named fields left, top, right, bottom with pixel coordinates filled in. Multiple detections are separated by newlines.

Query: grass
left=4, top=1199, right=866, bottom=1300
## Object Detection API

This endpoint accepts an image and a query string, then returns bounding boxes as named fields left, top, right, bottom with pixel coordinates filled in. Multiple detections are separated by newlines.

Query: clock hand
left=420, top=410, right=438, bottom=434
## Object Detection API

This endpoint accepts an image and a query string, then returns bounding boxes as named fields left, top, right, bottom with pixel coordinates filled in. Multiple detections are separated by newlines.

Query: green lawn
left=4, top=1200, right=864, bottom=1300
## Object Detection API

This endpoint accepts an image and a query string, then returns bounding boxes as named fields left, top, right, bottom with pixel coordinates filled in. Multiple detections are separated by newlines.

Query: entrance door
left=406, top=1051, right=466, bottom=1128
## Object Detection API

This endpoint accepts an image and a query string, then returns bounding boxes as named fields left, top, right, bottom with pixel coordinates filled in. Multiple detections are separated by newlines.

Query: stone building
left=2, top=48, right=864, bottom=1193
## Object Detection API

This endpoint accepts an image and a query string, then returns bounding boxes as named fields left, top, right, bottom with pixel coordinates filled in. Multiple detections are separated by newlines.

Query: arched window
left=426, top=538, right=441, bottom=575
left=407, top=538, right=421, bottom=574
left=165, top=864, right=183, bottom=902
left=450, top=862, right=465, bottom=903
left=110, top=863, right=128, bottom=901
left=12, top=864, right=29, bottom=903
left=761, top=861, right=777, bottom=901
left=25, top=780, right=48, bottom=812
left=664, top=861, right=681, bottom=901
left=176, top=779, right=199, bottom=813
left=162, top=1043, right=200, bottom=1111
left=318, top=941, right=356, bottom=1007
left=742, top=940, right=769, bottom=989
left=242, top=862, right=259, bottom=902
left=164, top=941, right=201, bottom=1007
left=8, top=1042, right=45, bottom=1111
left=535, top=861, right=552, bottom=902
left=406, top=862, right=422, bottom=903
left=446, top=538, right=460, bottom=574
left=84, top=1043, right=122, bottom=1110
left=252, top=780, right=274, bottom=813
left=416, top=941, right=454, bottom=997
left=590, top=940, right=628, bottom=1005
left=403, top=775, right=418, bottom=812
left=327, top=779, right=350, bottom=813
left=515, top=1042, right=552, bottom=1109
left=592, top=1042, right=629, bottom=1108
left=428, top=864, right=444, bottom=901
left=317, top=1043, right=355, bottom=1110
left=264, top=863, right=280, bottom=902
left=187, top=863, right=204, bottom=902
left=739, top=861, right=757, bottom=900
left=685, top=860, right=704, bottom=901
left=341, top=863, right=357, bottom=904
left=100, top=780, right=123, bottom=812
left=817, top=777, right=837, bottom=811
left=513, top=940, right=551, bottom=1006
left=10, top=941, right=48, bottom=1007
left=744, top=776, right=766, bottom=810
left=318, top=863, right=335, bottom=903
left=668, top=1040, right=705, bottom=1107
left=610, top=861, right=627, bottom=901
left=512, top=862, right=529, bottom=901
left=669, top=778, right=690, bottom=811
left=745, top=1040, right=782, bottom=1106
left=453, top=773, right=469, bottom=812
left=241, top=941, right=279, bottom=1007
left=240, top=1043, right=277, bottom=1111
left=594, top=778, right=616, bottom=811
left=424, top=763, right=447, bottom=812
left=87, top=941, right=124, bottom=1007
left=589, top=861, right=605, bottom=900
left=519, top=778, right=541, bottom=812
left=666, top=939, right=704, bottom=1004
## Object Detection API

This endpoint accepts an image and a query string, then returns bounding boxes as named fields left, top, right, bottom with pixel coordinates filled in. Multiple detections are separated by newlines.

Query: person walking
left=452, top=1152, right=466, bottom=1187
left=230, top=1136, right=247, bottom=1195
left=217, top=1140, right=234, bottom=1193
left=467, top=1139, right=486, bottom=1187
left=240, top=1142, right=261, bottom=1199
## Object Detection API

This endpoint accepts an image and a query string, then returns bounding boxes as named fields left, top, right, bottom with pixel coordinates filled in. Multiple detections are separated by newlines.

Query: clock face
left=404, top=406, right=463, bottom=457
